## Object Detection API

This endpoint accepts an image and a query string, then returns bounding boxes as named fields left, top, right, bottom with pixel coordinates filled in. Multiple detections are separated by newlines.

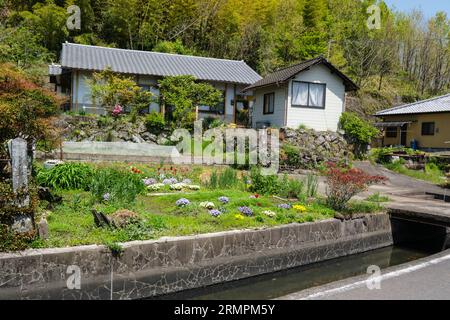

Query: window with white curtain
left=292, top=81, right=326, bottom=108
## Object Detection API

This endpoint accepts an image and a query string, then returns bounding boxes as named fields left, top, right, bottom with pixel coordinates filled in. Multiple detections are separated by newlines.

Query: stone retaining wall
left=0, top=214, right=392, bottom=300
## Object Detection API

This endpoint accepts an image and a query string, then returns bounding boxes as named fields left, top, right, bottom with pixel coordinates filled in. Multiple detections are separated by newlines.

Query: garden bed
left=29, top=162, right=384, bottom=250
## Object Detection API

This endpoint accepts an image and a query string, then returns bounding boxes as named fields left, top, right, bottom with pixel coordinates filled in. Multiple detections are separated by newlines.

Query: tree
left=0, top=63, right=60, bottom=157
left=89, top=68, right=153, bottom=115
left=158, top=75, right=223, bottom=129
left=19, top=0, right=68, bottom=53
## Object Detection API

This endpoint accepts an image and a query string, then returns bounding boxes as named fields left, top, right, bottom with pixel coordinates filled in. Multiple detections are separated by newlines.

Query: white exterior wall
left=251, top=85, right=287, bottom=128
left=286, top=64, right=346, bottom=131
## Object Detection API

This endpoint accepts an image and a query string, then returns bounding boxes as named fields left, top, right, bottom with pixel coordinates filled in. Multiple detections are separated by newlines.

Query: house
left=244, top=56, right=358, bottom=131
left=49, top=43, right=262, bottom=124
left=375, top=94, right=450, bottom=151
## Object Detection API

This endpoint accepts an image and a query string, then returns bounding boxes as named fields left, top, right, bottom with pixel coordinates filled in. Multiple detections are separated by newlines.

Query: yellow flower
left=293, top=204, right=307, bottom=213
left=234, top=214, right=244, bottom=220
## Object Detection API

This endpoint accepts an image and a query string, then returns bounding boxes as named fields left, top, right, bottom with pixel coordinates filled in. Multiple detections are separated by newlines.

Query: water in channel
left=153, top=239, right=443, bottom=300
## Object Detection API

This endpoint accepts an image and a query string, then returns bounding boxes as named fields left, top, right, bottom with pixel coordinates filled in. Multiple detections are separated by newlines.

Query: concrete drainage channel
left=0, top=213, right=446, bottom=300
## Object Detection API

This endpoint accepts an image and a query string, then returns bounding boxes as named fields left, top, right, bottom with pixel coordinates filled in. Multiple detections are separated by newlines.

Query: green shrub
left=281, top=144, right=300, bottom=167
left=278, top=175, right=304, bottom=198
left=206, top=167, right=240, bottom=189
left=248, top=167, right=279, bottom=195
left=145, top=111, right=166, bottom=134
left=305, top=173, right=319, bottom=198
left=89, top=168, right=145, bottom=204
left=340, top=112, right=379, bottom=158
left=37, top=163, right=93, bottom=190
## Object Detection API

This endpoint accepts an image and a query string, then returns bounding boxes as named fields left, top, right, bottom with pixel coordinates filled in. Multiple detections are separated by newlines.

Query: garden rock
left=110, top=209, right=141, bottom=228
left=280, top=127, right=352, bottom=170
left=38, top=218, right=49, bottom=240
left=11, top=215, right=34, bottom=233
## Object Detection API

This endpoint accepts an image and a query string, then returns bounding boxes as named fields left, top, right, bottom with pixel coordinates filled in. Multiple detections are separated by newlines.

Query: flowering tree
left=325, top=162, right=387, bottom=211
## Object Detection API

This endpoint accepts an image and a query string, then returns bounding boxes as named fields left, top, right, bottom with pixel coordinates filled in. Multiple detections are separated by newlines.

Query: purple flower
left=278, top=203, right=292, bottom=210
left=182, top=178, right=192, bottom=184
left=162, top=178, right=178, bottom=185
left=238, top=206, right=253, bottom=216
left=209, top=209, right=222, bottom=217
left=218, top=196, right=229, bottom=204
left=143, top=178, right=157, bottom=186
left=103, top=193, right=111, bottom=201
left=176, top=198, right=190, bottom=207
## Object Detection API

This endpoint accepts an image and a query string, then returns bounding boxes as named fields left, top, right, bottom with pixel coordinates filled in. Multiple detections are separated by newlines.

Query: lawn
left=30, top=162, right=383, bottom=250
left=384, top=161, right=446, bottom=185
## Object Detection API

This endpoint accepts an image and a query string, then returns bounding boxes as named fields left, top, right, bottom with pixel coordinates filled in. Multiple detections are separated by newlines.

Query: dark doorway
left=400, top=124, right=407, bottom=146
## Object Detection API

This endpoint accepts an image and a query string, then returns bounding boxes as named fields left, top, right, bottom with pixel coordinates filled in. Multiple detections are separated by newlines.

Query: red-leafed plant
left=325, top=162, right=387, bottom=211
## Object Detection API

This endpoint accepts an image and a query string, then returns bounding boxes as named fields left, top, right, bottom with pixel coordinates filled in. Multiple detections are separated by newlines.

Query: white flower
left=147, top=183, right=164, bottom=191
left=187, top=185, right=200, bottom=190
left=199, top=201, right=215, bottom=209
left=170, top=183, right=186, bottom=191
left=262, top=210, right=276, bottom=218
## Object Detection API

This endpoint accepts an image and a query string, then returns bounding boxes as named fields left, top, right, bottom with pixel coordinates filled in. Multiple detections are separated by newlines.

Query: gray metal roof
left=244, top=56, right=359, bottom=92
left=376, top=94, right=450, bottom=116
left=59, top=43, right=262, bottom=85
left=374, top=121, right=412, bottom=128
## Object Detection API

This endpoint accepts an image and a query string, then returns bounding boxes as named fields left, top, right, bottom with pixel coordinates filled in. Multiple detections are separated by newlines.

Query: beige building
left=375, top=94, right=450, bottom=150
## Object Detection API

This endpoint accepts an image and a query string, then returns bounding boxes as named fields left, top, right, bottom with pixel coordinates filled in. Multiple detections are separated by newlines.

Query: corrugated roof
left=244, top=56, right=358, bottom=92
left=375, top=94, right=450, bottom=116
left=59, top=43, right=262, bottom=85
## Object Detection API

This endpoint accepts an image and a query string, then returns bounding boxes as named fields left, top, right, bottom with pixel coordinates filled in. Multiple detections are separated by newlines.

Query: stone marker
left=8, top=137, right=33, bottom=233
left=38, top=218, right=49, bottom=240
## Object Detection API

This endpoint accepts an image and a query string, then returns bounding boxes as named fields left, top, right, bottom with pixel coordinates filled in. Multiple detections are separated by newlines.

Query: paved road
left=279, top=250, right=450, bottom=300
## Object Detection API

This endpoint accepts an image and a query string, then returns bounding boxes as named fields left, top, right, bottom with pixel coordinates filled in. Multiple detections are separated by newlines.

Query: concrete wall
left=381, top=112, right=450, bottom=149
left=0, top=214, right=392, bottom=300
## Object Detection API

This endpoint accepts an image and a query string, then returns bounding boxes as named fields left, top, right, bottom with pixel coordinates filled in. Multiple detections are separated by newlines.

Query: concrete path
left=278, top=250, right=450, bottom=300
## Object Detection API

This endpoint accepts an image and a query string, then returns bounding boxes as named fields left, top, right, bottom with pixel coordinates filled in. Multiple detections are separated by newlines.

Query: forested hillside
left=1, top=0, right=449, bottom=117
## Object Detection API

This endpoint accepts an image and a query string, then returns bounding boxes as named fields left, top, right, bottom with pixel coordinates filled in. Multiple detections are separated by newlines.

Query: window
left=421, top=122, right=435, bottom=136
left=386, top=127, right=398, bottom=138
left=292, top=81, right=326, bottom=108
left=198, top=91, right=225, bottom=114
left=263, top=93, right=275, bottom=114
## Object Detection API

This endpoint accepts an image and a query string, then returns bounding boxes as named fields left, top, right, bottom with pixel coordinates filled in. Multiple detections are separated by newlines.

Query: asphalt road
left=279, top=250, right=450, bottom=300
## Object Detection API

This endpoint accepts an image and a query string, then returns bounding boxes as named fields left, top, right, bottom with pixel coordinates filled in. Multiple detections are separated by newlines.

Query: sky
left=384, top=0, right=450, bottom=18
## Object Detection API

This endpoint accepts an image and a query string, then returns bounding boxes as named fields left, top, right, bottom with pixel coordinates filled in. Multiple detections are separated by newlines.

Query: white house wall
left=251, top=85, right=287, bottom=128
left=286, top=64, right=346, bottom=131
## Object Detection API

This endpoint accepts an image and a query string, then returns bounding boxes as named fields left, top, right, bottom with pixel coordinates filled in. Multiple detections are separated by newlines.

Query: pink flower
left=112, top=104, right=123, bottom=116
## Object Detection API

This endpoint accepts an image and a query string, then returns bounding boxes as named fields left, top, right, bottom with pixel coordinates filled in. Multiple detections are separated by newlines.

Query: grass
left=366, top=192, right=390, bottom=203
left=28, top=162, right=385, bottom=250
left=384, top=161, right=446, bottom=185
left=33, top=188, right=384, bottom=249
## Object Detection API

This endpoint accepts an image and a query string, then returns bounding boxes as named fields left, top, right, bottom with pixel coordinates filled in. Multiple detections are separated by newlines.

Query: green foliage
left=280, top=144, right=300, bottom=167
left=158, top=75, right=223, bottom=129
left=248, top=167, right=280, bottom=195
left=384, top=162, right=446, bottom=185
left=0, top=224, right=36, bottom=252
left=206, top=167, right=240, bottom=190
left=278, top=175, right=304, bottom=199
left=89, top=68, right=153, bottom=113
left=145, top=111, right=166, bottom=134
left=366, top=192, right=390, bottom=203
left=340, top=112, right=379, bottom=145
left=0, top=63, right=60, bottom=155
left=89, top=168, right=145, bottom=204
left=37, top=163, right=93, bottom=190
left=305, top=173, right=319, bottom=198
left=153, top=39, right=197, bottom=55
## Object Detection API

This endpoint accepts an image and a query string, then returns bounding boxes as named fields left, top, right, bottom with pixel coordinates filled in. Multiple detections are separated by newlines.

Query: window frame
left=263, top=92, right=275, bottom=115
left=421, top=122, right=435, bottom=136
left=385, top=126, right=398, bottom=138
left=291, top=81, right=327, bottom=109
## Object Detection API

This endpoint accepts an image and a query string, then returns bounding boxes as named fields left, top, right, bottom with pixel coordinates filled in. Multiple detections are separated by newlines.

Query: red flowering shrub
left=325, top=163, right=387, bottom=211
